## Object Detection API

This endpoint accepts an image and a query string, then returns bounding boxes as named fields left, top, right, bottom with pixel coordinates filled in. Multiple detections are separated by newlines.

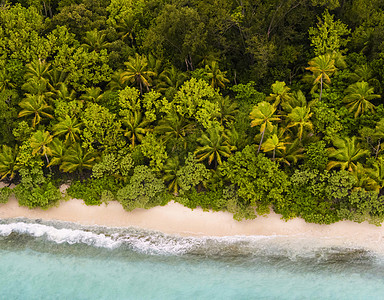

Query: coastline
left=1, top=187, right=384, bottom=252
left=2, top=183, right=384, bottom=253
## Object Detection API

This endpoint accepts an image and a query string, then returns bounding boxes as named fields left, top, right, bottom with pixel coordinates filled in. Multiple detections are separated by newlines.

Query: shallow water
left=0, top=219, right=384, bottom=299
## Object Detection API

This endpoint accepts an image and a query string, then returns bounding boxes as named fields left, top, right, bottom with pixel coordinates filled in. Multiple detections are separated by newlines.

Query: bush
left=116, top=165, right=167, bottom=211
left=67, top=176, right=122, bottom=206
left=0, top=186, right=12, bottom=204
left=13, top=166, right=62, bottom=209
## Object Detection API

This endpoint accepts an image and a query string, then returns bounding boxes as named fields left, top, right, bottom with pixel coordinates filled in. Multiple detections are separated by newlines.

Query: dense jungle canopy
left=2, top=0, right=384, bottom=224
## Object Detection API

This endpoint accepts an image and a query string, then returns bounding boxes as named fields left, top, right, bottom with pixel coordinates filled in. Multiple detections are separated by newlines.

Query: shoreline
left=2, top=183, right=384, bottom=252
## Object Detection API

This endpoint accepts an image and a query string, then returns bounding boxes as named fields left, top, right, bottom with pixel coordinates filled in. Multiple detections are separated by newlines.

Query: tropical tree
left=249, top=101, right=280, bottom=153
left=194, top=126, right=234, bottom=167
left=47, top=138, right=66, bottom=168
left=277, top=138, right=305, bottom=166
left=157, top=66, right=188, bottom=97
left=0, top=69, right=16, bottom=92
left=52, top=115, right=82, bottom=145
left=54, top=83, right=76, bottom=102
left=327, top=136, right=370, bottom=172
left=18, top=95, right=54, bottom=128
left=81, top=29, right=110, bottom=52
left=367, top=157, right=384, bottom=192
left=48, top=69, right=69, bottom=92
left=24, top=59, right=51, bottom=83
left=154, top=112, right=194, bottom=150
left=205, top=61, right=230, bottom=89
left=261, top=134, right=286, bottom=161
left=122, top=111, right=151, bottom=147
left=216, top=96, right=239, bottom=126
left=343, top=81, right=380, bottom=118
left=162, top=156, right=181, bottom=195
left=30, top=130, right=53, bottom=166
left=266, top=81, right=293, bottom=108
left=80, top=87, right=104, bottom=103
left=60, top=143, right=99, bottom=177
left=287, top=106, right=313, bottom=141
left=0, top=145, right=20, bottom=181
left=352, top=162, right=380, bottom=192
left=305, top=54, right=336, bottom=101
left=120, top=53, right=156, bottom=95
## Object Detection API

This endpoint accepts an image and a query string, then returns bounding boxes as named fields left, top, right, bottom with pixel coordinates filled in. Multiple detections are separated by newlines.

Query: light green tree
left=18, top=95, right=53, bottom=128
left=0, top=145, right=20, bottom=181
left=327, top=136, right=369, bottom=172
left=305, top=54, right=336, bottom=101
left=249, top=101, right=280, bottom=153
left=343, top=81, right=380, bottom=118
left=194, top=126, right=234, bottom=167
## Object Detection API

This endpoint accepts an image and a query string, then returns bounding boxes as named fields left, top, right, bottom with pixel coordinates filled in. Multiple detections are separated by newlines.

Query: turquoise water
left=1, top=219, right=384, bottom=299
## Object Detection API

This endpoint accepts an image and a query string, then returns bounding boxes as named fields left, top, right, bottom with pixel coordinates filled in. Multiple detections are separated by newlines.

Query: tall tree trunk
left=257, top=128, right=266, bottom=153
left=44, top=153, right=52, bottom=172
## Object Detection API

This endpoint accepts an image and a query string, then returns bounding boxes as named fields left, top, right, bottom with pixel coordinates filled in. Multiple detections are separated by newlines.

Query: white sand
left=1, top=183, right=384, bottom=251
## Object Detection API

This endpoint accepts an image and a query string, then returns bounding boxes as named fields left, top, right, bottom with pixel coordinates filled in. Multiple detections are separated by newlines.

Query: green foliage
left=304, top=141, right=328, bottom=171
left=0, top=186, right=12, bottom=204
left=283, top=169, right=356, bottom=224
left=178, top=187, right=227, bottom=212
left=308, top=10, right=350, bottom=56
left=67, top=176, right=122, bottom=206
left=177, top=154, right=211, bottom=195
left=220, top=146, right=289, bottom=217
left=13, top=166, right=62, bottom=209
left=92, top=152, right=134, bottom=181
left=172, top=78, right=220, bottom=129
left=116, top=165, right=166, bottom=211
left=230, top=82, right=265, bottom=105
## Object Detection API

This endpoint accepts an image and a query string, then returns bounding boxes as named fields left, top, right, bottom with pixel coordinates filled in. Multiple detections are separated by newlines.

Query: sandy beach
left=0, top=188, right=384, bottom=247
left=2, top=183, right=384, bottom=252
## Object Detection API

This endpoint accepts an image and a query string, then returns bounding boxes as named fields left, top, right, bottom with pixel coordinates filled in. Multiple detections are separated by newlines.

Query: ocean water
left=0, top=219, right=384, bottom=299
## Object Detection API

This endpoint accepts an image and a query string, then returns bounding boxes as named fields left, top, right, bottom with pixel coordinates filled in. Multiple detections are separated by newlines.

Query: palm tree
left=24, top=59, right=51, bottom=83
left=162, top=156, right=181, bottom=195
left=30, top=130, right=53, bottom=166
left=108, top=70, right=127, bottom=91
left=60, top=143, right=98, bottom=178
left=266, top=81, right=294, bottom=108
left=261, top=134, right=286, bottom=160
left=276, top=138, right=305, bottom=166
left=249, top=101, right=281, bottom=153
left=154, top=112, right=194, bottom=150
left=367, top=157, right=384, bottom=192
left=0, top=69, right=16, bottom=92
left=305, top=54, right=336, bottom=101
left=205, top=61, right=230, bottom=89
left=352, top=162, right=380, bottom=192
left=54, top=83, right=77, bottom=102
left=327, top=136, right=370, bottom=172
left=343, top=81, right=380, bottom=118
left=48, top=69, right=69, bottom=92
left=122, top=111, right=151, bottom=147
left=18, top=95, right=54, bottom=128
left=0, top=145, right=20, bottom=181
left=80, top=87, right=103, bottom=103
left=194, top=126, right=234, bottom=167
left=120, top=53, right=156, bottom=95
left=81, top=29, right=110, bottom=52
left=52, top=115, right=82, bottom=144
left=157, top=66, right=188, bottom=97
left=287, top=106, right=313, bottom=141
left=47, top=138, right=66, bottom=168
left=216, top=96, right=239, bottom=126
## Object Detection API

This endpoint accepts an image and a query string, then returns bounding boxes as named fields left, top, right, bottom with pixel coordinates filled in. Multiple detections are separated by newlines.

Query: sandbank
left=1, top=183, right=384, bottom=252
